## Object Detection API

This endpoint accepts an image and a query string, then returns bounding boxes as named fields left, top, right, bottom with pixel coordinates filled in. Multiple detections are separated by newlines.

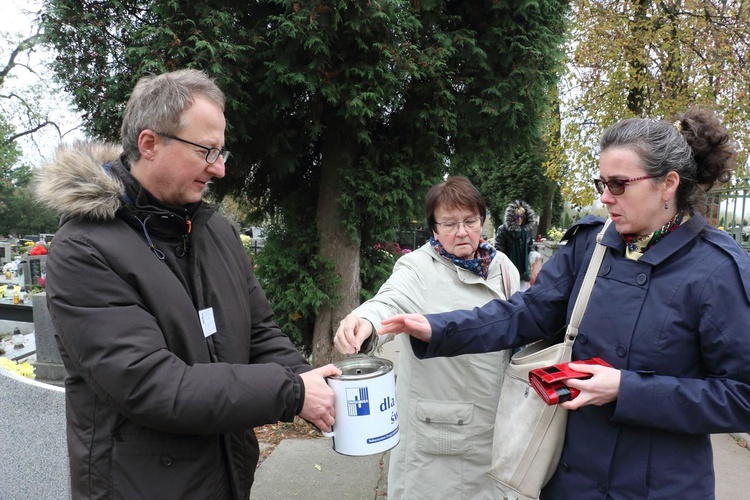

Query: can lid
left=330, top=356, right=393, bottom=380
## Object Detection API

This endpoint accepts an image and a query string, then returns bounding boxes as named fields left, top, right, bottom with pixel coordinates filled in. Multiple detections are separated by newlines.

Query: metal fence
left=397, top=229, right=430, bottom=252
left=706, top=178, right=750, bottom=251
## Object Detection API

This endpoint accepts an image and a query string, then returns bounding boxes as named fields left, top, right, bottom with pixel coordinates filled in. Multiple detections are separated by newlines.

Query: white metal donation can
left=323, top=356, right=399, bottom=456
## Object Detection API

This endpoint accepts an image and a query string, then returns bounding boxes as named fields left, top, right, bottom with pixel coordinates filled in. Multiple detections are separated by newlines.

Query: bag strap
left=566, top=219, right=612, bottom=341
left=500, top=258, right=512, bottom=299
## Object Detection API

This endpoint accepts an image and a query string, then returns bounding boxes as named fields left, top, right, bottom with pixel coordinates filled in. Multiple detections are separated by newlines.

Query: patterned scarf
left=621, top=212, right=687, bottom=256
left=430, top=237, right=496, bottom=279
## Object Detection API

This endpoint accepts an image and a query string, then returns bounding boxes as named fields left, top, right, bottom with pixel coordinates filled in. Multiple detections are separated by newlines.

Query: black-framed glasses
left=592, top=174, right=661, bottom=195
left=156, top=132, right=230, bottom=164
left=435, top=216, right=482, bottom=234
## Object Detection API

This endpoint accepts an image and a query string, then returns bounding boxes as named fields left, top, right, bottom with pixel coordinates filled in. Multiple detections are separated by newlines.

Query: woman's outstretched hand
left=379, top=314, right=433, bottom=343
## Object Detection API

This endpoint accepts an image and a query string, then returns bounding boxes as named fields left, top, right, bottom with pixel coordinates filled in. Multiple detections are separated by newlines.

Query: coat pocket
left=415, top=400, right=474, bottom=456
left=111, top=435, right=229, bottom=500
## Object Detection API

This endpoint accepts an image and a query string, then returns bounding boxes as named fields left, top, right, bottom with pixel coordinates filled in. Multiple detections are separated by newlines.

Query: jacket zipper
left=178, top=204, right=201, bottom=257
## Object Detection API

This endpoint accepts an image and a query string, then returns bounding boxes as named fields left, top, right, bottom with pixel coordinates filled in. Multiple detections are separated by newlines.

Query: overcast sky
left=0, top=1, right=40, bottom=36
left=1, top=0, right=85, bottom=166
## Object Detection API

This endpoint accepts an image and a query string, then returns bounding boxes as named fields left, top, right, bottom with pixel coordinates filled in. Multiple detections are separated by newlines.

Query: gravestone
left=32, top=292, right=67, bottom=383
left=17, top=255, right=46, bottom=288
left=0, top=367, right=70, bottom=499
left=0, top=241, right=11, bottom=266
left=540, top=240, right=566, bottom=263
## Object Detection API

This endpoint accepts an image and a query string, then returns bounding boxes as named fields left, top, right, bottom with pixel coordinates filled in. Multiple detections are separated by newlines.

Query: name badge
left=199, top=307, right=217, bottom=338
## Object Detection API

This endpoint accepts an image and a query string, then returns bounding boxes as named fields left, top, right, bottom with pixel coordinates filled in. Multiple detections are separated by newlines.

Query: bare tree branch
left=0, top=32, right=44, bottom=84
left=1, top=120, right=58, bottom=146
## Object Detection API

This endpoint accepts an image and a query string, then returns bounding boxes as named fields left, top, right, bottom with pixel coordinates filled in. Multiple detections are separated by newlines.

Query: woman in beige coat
left=334, top=177, right=520, bottom=499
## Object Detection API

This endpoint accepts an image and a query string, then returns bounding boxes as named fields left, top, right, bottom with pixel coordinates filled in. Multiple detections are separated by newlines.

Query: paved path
left=714, top=432, right=750, bottom=500
left=250, top=432, right=750, bottom=500
left=249, top=438, right=388, bottom=500
left=0, top=366, right=69, bottom=499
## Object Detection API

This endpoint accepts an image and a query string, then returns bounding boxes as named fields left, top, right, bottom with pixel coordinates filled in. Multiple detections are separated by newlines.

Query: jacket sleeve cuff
left=613, top=370, right=655, bottom=425
left=358, top=320, right=380, bottom=354
left=408, top=314, right=445, bottom=359
left=293, top=373, right=306, bottom=417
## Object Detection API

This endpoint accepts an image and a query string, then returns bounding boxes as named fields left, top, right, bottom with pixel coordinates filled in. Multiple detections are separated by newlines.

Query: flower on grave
left=36, top=276, right=46, bottom=287
left=546, top=227, right=564, bottom=243
left=29, top=242, right=48, bottom=255
left=0, top=357, right=35, bottom=379
left=373, top=241, right=411, bottom=256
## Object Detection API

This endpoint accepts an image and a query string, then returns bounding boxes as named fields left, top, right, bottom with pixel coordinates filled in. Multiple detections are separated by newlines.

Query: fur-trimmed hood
left=34, top=140, right=125, bottom=221
left=503, top=199, right=537, bottom=233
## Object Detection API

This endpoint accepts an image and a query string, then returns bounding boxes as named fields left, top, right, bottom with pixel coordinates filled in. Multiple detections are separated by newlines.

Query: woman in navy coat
left=380, top=108, right=750, bottom=499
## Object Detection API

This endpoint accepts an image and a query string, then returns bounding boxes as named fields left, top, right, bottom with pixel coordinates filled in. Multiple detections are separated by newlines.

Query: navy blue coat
left=414, top=213, right=750, bottom=499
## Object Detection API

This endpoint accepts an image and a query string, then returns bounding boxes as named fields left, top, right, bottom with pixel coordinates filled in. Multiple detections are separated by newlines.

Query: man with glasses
left=35, top=69, right=339, bottom=499
left=153, top=132, right=231, bottom=164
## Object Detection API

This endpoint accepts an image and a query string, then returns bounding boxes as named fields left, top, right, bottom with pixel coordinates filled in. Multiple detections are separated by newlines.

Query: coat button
left=616, top=344, right=627, bottom=357
left=636, top=273, right=647, bottom=285
left=160, top=456, right=173, bottom=467
left=561, top=462, right=571, bottom=472
left=601, top=265, right=611, bottom=275
left=578, top=333, right=588, bottom=345
left=446, top=323, right=457, bottom=337
left=597, top=482, right=607, bottom=493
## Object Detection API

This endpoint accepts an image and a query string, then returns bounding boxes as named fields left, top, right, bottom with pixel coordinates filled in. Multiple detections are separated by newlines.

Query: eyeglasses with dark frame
left=435, top=216, right=482, bottom=234
left=592, top=174, right=661, bottom=196
left=156, top=132, right=230, bottom=164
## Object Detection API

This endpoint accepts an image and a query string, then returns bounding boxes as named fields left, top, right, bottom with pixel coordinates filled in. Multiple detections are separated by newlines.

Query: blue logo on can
left=346, top=387, right=370, bottom=416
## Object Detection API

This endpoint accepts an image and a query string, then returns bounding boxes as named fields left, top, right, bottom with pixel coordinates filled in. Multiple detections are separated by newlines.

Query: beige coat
left=355, top=242, right=520, bottom=500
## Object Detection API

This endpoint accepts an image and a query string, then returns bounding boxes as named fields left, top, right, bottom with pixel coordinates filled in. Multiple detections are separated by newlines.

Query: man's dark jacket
left=36, top=141, right=310, bottom=499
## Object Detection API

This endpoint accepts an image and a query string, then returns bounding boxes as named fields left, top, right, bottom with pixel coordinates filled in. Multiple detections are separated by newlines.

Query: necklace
left=622, top=212, right=684, bottom=253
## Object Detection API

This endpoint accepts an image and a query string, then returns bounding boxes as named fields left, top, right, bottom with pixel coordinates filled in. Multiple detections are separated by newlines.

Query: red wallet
left=528, top=357, right=613, bottom=405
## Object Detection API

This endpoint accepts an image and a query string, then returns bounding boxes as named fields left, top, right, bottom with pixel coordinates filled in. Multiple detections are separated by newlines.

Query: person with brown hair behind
left=334, top=176, right=520, bottom=499
left=379, top=108, right=750, bottom=499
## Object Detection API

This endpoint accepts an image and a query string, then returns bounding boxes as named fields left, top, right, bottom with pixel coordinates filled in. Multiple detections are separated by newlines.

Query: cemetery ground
left=255, top=417, right=323, bottom=467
